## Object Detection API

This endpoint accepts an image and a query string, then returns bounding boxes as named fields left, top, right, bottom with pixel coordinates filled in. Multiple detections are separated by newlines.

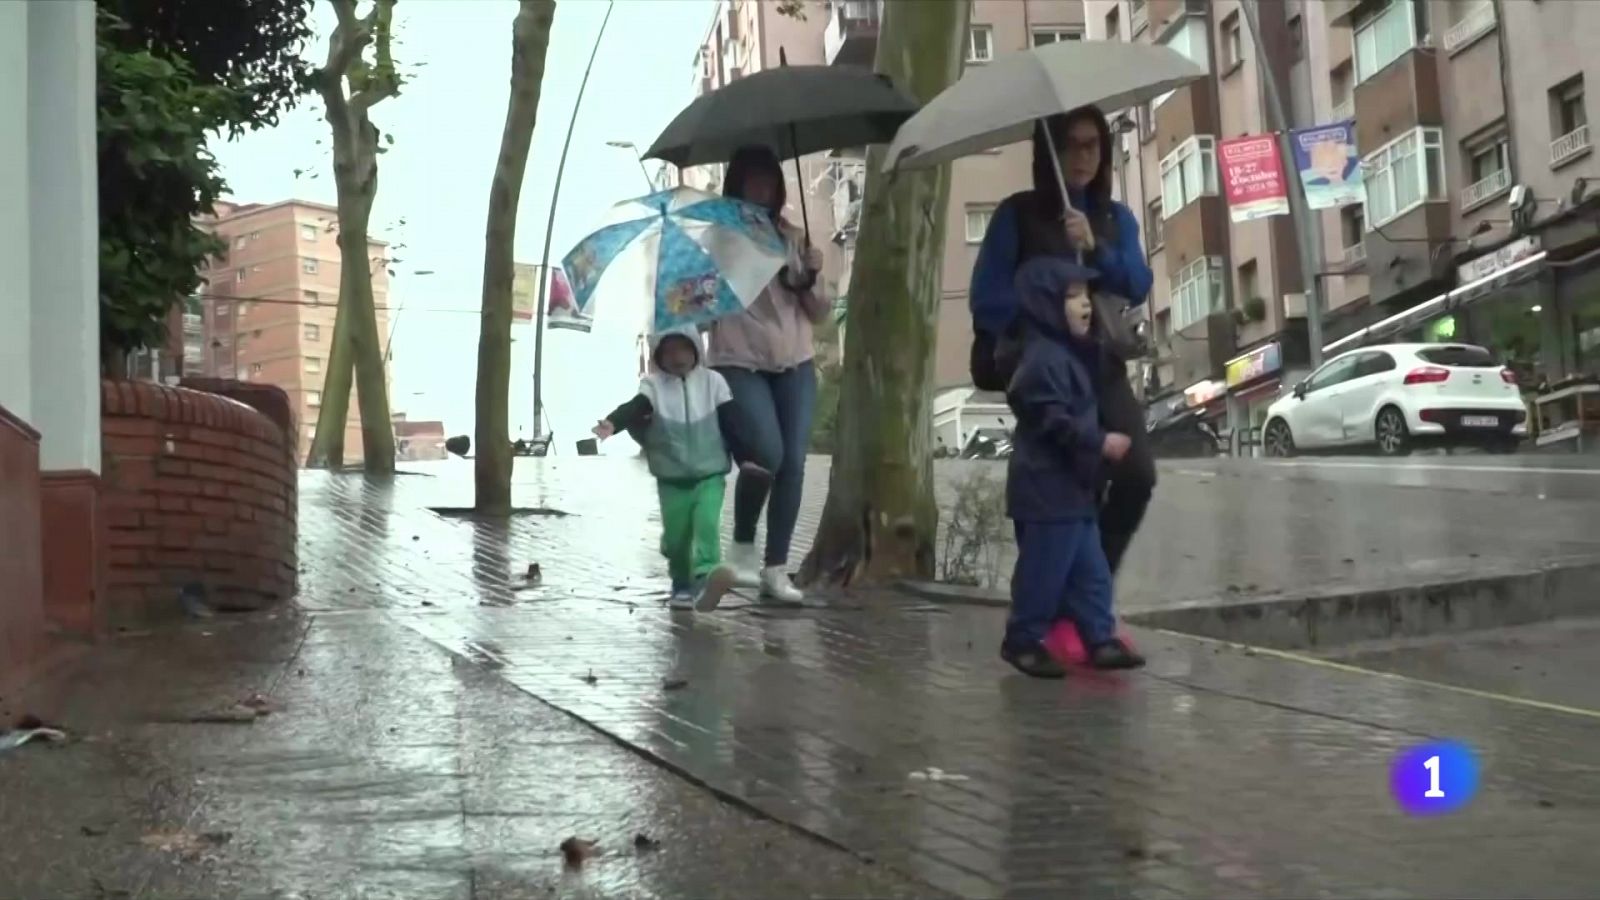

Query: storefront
left=1222, top=343, right=1286, bottom=454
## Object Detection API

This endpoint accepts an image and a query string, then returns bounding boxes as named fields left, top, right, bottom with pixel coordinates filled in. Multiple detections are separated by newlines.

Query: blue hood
left=1013, top=257, right=1100, bottom=340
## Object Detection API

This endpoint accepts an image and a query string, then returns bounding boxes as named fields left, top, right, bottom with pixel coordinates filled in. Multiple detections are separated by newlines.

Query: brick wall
left=0, top=404, right=45, bottom=693
left=99, top=380, right=297, bottom=626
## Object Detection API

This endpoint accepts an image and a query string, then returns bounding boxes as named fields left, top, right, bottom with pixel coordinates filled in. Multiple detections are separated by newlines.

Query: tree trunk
left=797, top=0, right=970, bottom=588
left=475, top=0, right=556, bottom=515
left=305, top=0, right=400, bottom=474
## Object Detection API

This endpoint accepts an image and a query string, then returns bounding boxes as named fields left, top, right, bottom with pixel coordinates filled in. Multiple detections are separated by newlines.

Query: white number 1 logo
left=1424, top=755, right=1446, bottom=798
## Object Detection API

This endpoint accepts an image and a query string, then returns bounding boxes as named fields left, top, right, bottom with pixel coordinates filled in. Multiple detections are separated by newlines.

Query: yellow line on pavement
left=1146, top=628, right=1600, bottom=721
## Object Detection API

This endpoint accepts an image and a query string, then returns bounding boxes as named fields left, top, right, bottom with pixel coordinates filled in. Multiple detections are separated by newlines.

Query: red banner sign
left=1219, top=134, right=1290, bottom=223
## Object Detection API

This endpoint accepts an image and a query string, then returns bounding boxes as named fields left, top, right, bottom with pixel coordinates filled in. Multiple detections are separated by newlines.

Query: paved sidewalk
left=291, top=464, right=1600, bottom=899
left=0, top=610, right=933, bottom=899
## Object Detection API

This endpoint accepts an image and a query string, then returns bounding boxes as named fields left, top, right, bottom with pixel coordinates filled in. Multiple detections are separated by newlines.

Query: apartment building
left=686, top=0, right=1087, bottom=396
left=1084, top=0, right=1600, bottom=442
left=198, top=199, right=392, bottom=465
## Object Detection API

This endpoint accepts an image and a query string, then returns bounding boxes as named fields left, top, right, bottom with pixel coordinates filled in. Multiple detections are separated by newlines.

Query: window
left=1353, top=351, right=1398, bottom=378
left=1138, top=101, right=1155, bottom=142
left=1417, top=345, right=1497, bottom=367
left=1550, top=77, right=1590, bottom=166
left=306, top=357, right=322, bottom=374
left=1287, top=14, right=1304, bottom=62
left=1362, top=127, right=1445, bottom=228
left=1304, top=354, right=1361, bottom=394
left=235, top=268, right=246, bottom=284
left=964, top=204, right=996, bottom=243
left=1171, top=256, right=1224, bottom=331
left=1153, top=17, right=1211, bottom=107
left=304, top=290, right=321, bottom=305
left=1032, top=27, right=1082, bottom=46
left=1340, top=203, right=1366, bottom=249
left=1105, top=7, right=1120, bottom=41
left=216, top=302, right=230, bottom=317
left=249, top=363, right=263, bottom=377
left=232, top=235, right=248, bottom=251
left=307, top=391, right=322, bottom=407
left=1159, top=136, right=1218, bottom=218
left=304, top=323, right=321, bottom=341
left=1461, top=134, right=1510, bottom=208
left=1553, top=77, right=1587, bottom=136
left=1238, top=259, right=1259, bottom=307
left=302, top=258, right=319, bottom=274
left=1221, top=12, right=1244, bottom=72
left=1145, top=198, right=1164, bottom=251
left=1354, top=0, right=1426, bottom=85
left=300, top=223, right=318, bottom=241
left=966, top=25, right=993, bottom=63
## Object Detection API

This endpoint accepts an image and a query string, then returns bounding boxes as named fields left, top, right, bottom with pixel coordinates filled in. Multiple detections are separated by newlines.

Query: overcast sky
left=213, top=0, right=715, bottom=452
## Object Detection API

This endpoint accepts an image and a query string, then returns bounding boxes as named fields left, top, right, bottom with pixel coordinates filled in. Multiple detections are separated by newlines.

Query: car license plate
left=1461, top=415, right=1499, bottom=428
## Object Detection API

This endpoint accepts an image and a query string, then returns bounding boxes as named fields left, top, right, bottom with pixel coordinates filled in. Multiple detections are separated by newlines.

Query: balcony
left=824, top=0, right=880, bottom=67
left=1460, top=167, right=1511, bottom=211
left=830, top=160, right=865, bottom=241
left=1353, top=51, right=1442, bottom=155
left=1331, top=98, right=1354, bottom=122
left=1443, top=1, right=1496, bottom=55
left=1551, top=124, right=1592, bottom=168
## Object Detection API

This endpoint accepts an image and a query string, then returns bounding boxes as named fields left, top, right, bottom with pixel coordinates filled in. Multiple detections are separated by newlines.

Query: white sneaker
left=727, top=542, right=762, bottom=589
left=694, top=565, right=736, bottom=612
left=667, top=589, right=695, bottom=611
left=759, top=566, right=804, bottom=604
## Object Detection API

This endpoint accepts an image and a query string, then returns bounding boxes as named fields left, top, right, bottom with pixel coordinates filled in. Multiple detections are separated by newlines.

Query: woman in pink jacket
left=708, top=146, right=829, bottom=603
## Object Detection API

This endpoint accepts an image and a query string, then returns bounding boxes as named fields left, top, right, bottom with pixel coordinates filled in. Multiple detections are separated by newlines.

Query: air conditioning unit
left=1283, top=292, right=1307, bottom=319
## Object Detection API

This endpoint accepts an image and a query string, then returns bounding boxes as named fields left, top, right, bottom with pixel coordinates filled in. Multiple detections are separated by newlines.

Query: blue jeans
left=1006, top=518, right=1115, bottom=649
left=714, top=361, right=816, bottom=566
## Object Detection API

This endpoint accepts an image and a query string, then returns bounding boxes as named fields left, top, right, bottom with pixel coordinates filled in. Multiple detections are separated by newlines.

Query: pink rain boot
left=1043, top=620, right=1138, bottom=668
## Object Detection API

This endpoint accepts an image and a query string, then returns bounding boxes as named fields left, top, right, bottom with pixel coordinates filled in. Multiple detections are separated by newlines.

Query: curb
left=1122, top=557, right=1600, bottom=651
left=895, top=579, right=1008, bottom=607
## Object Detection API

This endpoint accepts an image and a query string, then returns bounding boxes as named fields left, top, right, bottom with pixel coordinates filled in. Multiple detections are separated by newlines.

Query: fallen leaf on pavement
left=560, top=836, right=598, bottom=867
left=662, top=678, right=688, bottom=691
left=80, top=824, right=108, bottom=837
left=140, top=829, right=232, bottom=860
left=239, top=693, right=281, bottom=715
left=581, top=670, right=598, bottom=685
left=633, top=832, right=661, bottom=852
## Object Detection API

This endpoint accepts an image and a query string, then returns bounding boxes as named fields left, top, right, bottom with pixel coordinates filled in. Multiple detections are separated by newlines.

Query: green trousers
left=658, top=475, right=726, bottom=589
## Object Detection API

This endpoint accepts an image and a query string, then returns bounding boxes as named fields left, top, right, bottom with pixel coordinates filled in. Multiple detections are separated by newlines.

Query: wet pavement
left=0, top=610, right=935, bottom=899
left=8, top=456, right=1600, bottom=898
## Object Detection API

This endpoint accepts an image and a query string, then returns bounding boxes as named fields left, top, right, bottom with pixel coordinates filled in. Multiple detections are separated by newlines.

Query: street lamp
left=384, top=269, right=435, bottom=365
left=607, top=140, right=657, bottom=192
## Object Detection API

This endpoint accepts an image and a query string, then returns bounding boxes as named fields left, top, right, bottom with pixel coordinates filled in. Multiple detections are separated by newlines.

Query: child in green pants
left=593, top=326, right=763, bottom=611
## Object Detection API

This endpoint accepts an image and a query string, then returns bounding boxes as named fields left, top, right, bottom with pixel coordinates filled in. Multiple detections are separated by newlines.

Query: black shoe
left=1001, top=643, right=1068, bottom=679
left=1089, top=639, right=1146, bottom=670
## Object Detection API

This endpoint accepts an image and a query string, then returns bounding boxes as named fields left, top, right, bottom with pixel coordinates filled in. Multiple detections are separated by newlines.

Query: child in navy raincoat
left=1002, top=258, right=1145, bottom=678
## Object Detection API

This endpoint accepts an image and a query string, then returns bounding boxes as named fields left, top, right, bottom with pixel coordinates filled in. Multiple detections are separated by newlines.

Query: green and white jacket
left=603, top=325, right=752, bottom=484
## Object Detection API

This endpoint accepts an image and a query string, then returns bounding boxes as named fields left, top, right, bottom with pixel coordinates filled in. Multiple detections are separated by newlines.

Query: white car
left=1262, top=343, right=1527, bottom=457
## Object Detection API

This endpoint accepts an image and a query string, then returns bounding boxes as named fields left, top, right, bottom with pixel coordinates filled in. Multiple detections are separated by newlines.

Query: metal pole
left=532, top=0, right=614, bottom=441
left=1238, top=0, right=1327, bottom=366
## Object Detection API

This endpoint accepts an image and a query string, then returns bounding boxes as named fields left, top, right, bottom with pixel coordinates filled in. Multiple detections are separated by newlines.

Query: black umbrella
left=645, top=53, right=919, bottom=240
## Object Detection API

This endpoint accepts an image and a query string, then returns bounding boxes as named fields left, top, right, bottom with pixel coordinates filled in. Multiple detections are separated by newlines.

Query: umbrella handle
left=1038, top=120, right=1084, bottom=267
left=778, top=47, right=813, bottom=248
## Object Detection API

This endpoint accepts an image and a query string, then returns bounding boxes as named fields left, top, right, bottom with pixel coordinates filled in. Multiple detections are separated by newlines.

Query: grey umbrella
left=882, top=40, right=1205, bottom=174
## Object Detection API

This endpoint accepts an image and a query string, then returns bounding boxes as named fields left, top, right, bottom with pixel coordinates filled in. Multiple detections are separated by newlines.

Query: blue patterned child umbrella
left=561, top=187, right=790, bottom=334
